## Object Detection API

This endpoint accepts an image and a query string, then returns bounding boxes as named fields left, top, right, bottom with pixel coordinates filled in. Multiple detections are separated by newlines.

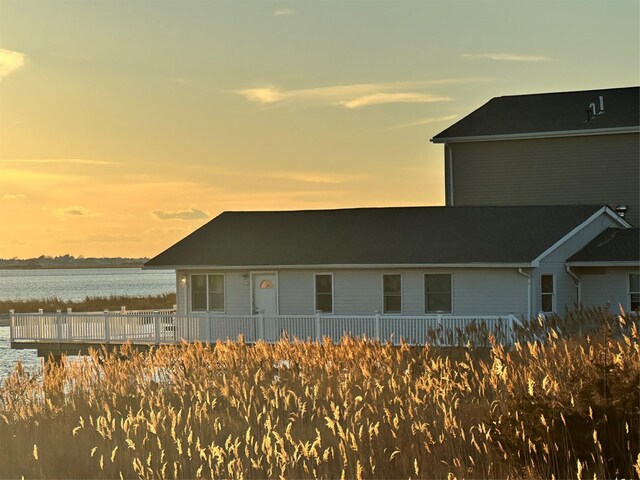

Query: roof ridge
left=221, top=204, right=603, bottom=215
left=495, top=86, right=640, bottom=99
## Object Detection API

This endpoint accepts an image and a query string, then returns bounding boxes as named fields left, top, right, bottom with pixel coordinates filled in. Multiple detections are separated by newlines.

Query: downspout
left=447, top=144, right=455, bottom=206
left=565, top=265, right=582, bottom=306
left=518, top=268, right=532, bottom=320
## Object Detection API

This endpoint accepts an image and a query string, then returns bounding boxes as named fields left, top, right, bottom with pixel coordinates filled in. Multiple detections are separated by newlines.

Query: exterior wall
left=448, top=133, right=640, bottom=225
left=176, top=270, right=188, bottom=315
left=178, top=270, right=252, bottom=315
left=535, top=215, right=621, bottom=315
left=177, top=268, right=529, bottom=318
left=579, top=267, right=639, bottom=313
left=282, top=268, right=528, bottom=317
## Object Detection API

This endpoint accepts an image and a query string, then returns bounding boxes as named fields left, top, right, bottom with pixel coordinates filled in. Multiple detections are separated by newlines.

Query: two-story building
left=145, top=87, right=639, bottom=323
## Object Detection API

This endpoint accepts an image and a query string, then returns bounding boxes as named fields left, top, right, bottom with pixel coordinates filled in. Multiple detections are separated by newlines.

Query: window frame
left=540, top=274, right=555, bottom=314
left=382, top=273, right=403, bottom=315
left=313, top=273, right=334, bottom=314
left=190, top=273, right=226, bottom=313
left=629, top=273, right=640, bottom=313
left=424, top=273, right=453, bottom=314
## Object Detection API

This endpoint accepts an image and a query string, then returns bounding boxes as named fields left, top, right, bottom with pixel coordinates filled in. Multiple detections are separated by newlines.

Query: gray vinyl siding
left=261, top=268, right=527, bottom=318
left=579, top=267, right=638, bottom=313
left=580, top=267, right=640, bottom=313
left=225, top=271, right=251, bottom=315
left=179, top=270, right=251, bottom=315
left=535, top=215, right=621, bottom=315
left=449, top=133, right=640, bottom=225
left=176, top=268, right=529, bottom=317
left=278, top=271, right=315, bottom=314
left=176, top=270, right=188, bottom=314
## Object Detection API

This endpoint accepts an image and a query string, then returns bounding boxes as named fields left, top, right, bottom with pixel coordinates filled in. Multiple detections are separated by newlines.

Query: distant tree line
left=0, top=255, right=149, bottom=269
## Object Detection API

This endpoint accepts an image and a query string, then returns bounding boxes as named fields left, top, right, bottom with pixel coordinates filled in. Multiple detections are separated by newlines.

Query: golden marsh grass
left=0, top=308, right=638, bottom=479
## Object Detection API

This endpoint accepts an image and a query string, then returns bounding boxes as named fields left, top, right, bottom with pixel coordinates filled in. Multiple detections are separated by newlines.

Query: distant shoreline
left=0, top=264, right=147, bottom=270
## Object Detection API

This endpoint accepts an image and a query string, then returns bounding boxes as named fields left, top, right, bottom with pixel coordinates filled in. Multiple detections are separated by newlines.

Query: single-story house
left=145, top=204, right=635, bottom=320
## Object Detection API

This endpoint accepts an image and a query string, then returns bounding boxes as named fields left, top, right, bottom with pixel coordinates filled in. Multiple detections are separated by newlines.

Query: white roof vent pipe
left=587, top=95, right=605, bottom=121
left=615, top=205, right=628, bottom=218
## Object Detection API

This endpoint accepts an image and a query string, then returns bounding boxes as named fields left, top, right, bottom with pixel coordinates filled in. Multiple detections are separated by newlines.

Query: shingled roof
left=145, top=205, right=608, bottom=268
left=567, top=228, right=640, bottom=265
left=431, top=86, right=639, bottom=142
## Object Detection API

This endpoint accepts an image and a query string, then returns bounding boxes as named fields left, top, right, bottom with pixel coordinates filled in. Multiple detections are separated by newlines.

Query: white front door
left=253, top=273, right=278, bottom=315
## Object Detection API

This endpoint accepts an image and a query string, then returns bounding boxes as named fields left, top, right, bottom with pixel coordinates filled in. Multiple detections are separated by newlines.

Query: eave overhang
left=144, top=262, right=533, bottom=271
left=430, top=126, right=640, bottom=144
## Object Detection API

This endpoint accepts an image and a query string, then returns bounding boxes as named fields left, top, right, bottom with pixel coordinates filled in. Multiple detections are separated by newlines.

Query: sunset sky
left=1, top=1, right=638, bottom=258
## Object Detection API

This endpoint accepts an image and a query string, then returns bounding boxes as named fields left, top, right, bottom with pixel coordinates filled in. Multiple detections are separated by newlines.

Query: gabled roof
left=567, top=228, right=640, bottom=266
left=145, top=205, right=607, bottom=269
left=432, top=86, right=640, bottom=143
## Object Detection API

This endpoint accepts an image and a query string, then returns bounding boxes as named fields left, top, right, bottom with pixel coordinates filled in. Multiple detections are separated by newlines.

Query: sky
left=0, top=1, right=638, bottom=258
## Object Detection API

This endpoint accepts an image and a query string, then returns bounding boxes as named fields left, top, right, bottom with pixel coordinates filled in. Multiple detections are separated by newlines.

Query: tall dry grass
left=0, top=308, right=638, bottom=479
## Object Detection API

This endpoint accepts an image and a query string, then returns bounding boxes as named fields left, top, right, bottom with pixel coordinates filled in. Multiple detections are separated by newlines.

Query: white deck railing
left=10, top=310, right=523, bottom=347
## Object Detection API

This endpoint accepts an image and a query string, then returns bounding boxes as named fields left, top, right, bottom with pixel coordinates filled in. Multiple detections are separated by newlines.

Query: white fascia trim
left=145, top=262, right=531, bottom=271
left=531, top=206, right=630, bottom=267
left=566, top=261, right=640, bottom=267
left=430, top=126, right=639, bottom=144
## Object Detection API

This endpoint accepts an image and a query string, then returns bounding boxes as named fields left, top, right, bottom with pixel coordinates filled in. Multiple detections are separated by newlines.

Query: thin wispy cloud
left=0, top=48, right=26, bottom=80
left=387, top=114, right=459, bottom=130
left=2, top=193, right=27, bottom=200
left=167, top=77, right=191, bottom=85
left=461, top=53, right=551, bottom=62
left=84, top=233, right=142, bottom=243
left=1, top=158, right=118, bottom=166
left=55, top=205, right=101, bottom=218
left=274, top=8, right=295, bottom=16
left=152, top=207, right=210, bottom=221
left=341, top=92, right=447, bottom=109
left=236, top=81, right=452, bottom=109
left=262, top=171, right=362, bottom=184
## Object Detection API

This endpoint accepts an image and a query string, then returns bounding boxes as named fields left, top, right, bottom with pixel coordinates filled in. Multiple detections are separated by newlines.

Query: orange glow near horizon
left=1, top=2, right=638, bottom=258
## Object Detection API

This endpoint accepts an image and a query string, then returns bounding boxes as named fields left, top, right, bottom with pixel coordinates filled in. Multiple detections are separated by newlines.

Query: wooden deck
left=10, top=310, right=522, bottom=356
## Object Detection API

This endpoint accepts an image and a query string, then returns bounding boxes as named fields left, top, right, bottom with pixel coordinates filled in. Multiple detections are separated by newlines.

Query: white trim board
left=146, top=262, right=532, bottom=271
left=431, top=126, right=640, bottom=144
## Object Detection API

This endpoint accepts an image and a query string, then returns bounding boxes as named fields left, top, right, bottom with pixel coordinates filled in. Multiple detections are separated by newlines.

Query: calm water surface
left=0, top=268, right=175, bottom=382
left=0, top=267, right=175, bottom=301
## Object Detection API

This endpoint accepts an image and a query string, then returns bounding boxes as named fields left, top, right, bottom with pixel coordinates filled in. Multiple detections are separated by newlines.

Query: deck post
left=9, top=309, right=14, bottom=343
left=104, top=309, right=110, bottom=344
left=56, top=310, right=63, bottom=340
left=154, top=311, right=161, bottom=344
left=315, top=311, right=322, bottom=342
left=257, top=312, right=265, bottom=341
left=374, top=311, right=381, bottom=341
left=38, top=309, right=43, bottom=340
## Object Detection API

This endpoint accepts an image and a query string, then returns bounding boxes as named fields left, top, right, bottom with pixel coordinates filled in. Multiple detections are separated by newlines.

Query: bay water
left=0, top=268, right=175, bottom=382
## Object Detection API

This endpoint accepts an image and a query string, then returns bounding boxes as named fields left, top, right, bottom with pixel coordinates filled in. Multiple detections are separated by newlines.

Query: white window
left=383, top=274, right=402, bottom=314
left=425, top=274, right=452, bottom=314
left=314, top=274, right=333, bottom=313
left=191, top=274, right=225, bottom=312
left=629, top=273, right=640, bottom=313
left=540, top=275, right=555, bottom=313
